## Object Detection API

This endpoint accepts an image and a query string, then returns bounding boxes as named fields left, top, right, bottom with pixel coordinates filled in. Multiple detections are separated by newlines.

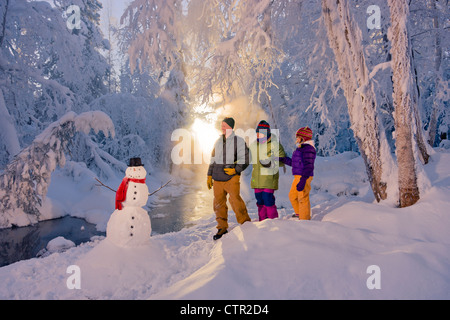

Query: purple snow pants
left=254, top=189, right=278, bottom=221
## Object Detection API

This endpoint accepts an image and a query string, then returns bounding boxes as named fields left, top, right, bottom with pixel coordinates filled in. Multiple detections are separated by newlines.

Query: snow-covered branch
left=0, top=111, right=115, bottom=229
left=120, top=0, right=180, bottom=73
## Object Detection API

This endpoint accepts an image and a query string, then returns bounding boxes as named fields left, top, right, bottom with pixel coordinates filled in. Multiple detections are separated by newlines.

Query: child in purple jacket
left=280, top=127, right=316, bottom=220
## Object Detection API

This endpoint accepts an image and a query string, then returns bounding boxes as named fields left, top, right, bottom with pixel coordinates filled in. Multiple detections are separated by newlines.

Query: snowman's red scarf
left=115, top=177, right=146, bottom=210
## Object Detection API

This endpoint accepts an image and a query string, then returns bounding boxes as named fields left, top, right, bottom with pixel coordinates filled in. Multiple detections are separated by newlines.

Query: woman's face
left=257, top=132, right=265, bottom=139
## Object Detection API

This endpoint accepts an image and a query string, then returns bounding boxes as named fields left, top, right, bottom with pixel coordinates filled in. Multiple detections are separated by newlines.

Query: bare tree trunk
left=322, top=0, right=387, bottom=202
left=387, top=0, right=420, bottom=207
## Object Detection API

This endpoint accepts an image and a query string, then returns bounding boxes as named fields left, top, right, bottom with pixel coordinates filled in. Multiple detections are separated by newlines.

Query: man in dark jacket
left=207, top=117, right=251, bottom=240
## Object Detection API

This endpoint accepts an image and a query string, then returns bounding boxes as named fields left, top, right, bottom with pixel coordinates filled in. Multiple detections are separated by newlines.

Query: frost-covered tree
left=0, top=0, right=110, bottom=166
left=0, top=0, right=75, bottom=149
left=424, top=0, right=445, bottom=146
left=186, top=0, right=284, bottom=104
left=113, top=0, right=189, bottom=171
left=0, top=111, right=114, bottom=228
left=119, top=0, right=285, bottom=105
left=408, top=0, right=449, bottom=147
left=118, top=57, right=160, bottom=97
left=52, top=0, right=110, bottom=107
left=267, top=0, right=354, bottom=156
left=0, top=86, right=20, bottom=165
left=119, top=0, right=181, bottom=74
left=387, top=0, right=428, bottom=207
left=90, top=66, right=188, bottom=172
left=321, top=0, right=389, bottom=202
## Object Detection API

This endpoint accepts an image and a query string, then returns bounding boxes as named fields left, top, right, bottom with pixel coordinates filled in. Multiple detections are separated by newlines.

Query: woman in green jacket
left=249, top=121, right=286, bottom=221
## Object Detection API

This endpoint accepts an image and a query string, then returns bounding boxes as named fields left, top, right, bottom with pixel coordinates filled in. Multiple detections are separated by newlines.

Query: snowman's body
left=106, top=165, right=152, bottom=247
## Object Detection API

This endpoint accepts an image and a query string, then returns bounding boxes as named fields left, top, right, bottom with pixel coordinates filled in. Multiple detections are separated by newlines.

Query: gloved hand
left=224, top=168, right=237, bottom=176
left=207, top=176, right=213, bottom=190
left=296, top=176, right=309, bottom=192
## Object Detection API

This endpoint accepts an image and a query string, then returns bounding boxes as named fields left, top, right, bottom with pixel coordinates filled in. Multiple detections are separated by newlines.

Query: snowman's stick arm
left=94, top=178, right=117, bottom=193
left=148, top=180, right=172, bottom=197
left=94, top=177, right=171, bottom=196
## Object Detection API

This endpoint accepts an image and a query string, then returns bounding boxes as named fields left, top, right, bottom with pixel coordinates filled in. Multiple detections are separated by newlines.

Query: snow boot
left=213, top=228, right=228, bottom=241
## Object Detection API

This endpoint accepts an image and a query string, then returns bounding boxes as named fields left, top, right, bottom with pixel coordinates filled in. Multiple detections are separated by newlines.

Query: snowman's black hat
left=128, top=157, right=144, bottom=167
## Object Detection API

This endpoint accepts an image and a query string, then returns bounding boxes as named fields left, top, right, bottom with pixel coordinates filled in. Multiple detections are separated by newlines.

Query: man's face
left=221, top=121, right=232, bottom=137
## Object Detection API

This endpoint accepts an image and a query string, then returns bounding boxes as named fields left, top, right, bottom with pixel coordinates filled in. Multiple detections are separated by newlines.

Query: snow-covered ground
left=0, top=149, right=449, bottom=300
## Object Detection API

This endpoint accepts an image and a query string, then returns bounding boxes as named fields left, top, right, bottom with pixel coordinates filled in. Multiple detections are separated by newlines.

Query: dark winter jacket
left=281, top=140, right=316, bottom=177
left=207, top=132, right=250, bottom=181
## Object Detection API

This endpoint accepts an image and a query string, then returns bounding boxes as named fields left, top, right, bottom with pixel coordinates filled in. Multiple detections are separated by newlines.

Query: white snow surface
left=0, top=150, right=449, bottom=300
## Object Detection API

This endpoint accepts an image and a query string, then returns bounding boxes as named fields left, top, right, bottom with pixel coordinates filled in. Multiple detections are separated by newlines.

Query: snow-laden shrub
left=0, top=111, right=114, bottom=229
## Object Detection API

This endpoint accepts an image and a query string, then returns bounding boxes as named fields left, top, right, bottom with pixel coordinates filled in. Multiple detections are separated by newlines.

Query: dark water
left=0, top=216, right=105, bottom=268
left=148, top=189, right=213, bottom=235
left=0, top=189, right=214, bottom=268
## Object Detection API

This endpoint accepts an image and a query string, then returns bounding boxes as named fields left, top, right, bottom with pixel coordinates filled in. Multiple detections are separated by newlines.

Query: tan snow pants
left=213, top=175, right=251, bottom=230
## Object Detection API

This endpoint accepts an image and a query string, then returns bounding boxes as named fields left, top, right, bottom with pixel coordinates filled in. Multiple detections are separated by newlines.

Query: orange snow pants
left=213, top=175, right=251, bottom=230
left=288, top=175, right=313, bottom=220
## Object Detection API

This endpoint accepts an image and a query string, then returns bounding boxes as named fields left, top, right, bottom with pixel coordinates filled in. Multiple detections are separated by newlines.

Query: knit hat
left=256, top=120, right=271, bottom=142
left=256, top=120, right=271, bottom=135
left=222, top=117, right=235, bottom=129
left=296, top=126, right=313, bottom=140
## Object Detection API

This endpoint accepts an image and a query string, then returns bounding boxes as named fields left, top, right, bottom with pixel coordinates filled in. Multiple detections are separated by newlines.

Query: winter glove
left=224, top=168, right=237, bottom=176
left=296, top=176, right=309, bottom=192
left=207, top=176, right=213, bottom=190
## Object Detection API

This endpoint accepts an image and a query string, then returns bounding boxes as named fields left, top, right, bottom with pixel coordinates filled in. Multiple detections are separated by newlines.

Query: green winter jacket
left=249, top=135, right=286, bottom=190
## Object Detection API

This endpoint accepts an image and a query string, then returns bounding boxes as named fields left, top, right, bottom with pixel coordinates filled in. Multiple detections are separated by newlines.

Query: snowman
left=106, top=158, right=152, bottom=247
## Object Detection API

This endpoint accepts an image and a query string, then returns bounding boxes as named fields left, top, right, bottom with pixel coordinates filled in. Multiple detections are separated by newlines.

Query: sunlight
left=191, top=118, right=220, bottom=156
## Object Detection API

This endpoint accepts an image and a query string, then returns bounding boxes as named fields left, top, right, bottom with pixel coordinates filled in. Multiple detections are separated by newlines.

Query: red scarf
left=115, top=177, right=146, bottom=210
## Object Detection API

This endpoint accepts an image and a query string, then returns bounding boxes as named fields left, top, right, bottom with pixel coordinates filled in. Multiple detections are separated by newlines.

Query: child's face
left=296, top=136, right=303, bottom=144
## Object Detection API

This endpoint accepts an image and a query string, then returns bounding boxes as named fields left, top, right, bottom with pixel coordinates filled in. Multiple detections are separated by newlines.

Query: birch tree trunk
left=387, top=0, right=420, bottom=207
left=321, top=0, right=387, bottom=202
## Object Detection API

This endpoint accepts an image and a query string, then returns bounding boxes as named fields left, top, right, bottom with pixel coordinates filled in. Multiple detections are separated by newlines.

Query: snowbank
left=153, top=217, right=450, bottom=300
left=154, top=157, right=450, bottom=300
left=0, top=150, right=449, bottom=300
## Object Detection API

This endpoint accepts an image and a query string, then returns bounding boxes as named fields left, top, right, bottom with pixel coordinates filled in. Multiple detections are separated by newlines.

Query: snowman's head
left=125, top=166, right=147, bottom=179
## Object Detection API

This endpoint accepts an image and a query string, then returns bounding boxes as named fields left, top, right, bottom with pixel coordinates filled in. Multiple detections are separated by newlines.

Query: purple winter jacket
left=281, top=141, right=316, bottom=177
